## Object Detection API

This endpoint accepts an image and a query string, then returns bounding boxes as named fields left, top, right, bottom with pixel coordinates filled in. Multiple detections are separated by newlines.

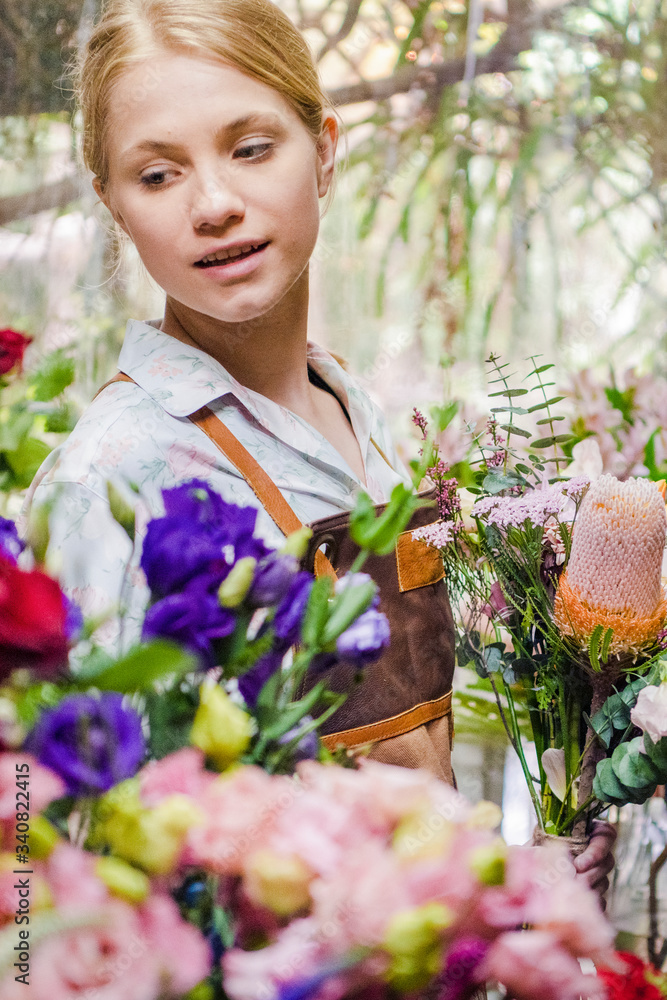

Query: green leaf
left=604, top=386, right=635, bottom=423
left=588, top=624, right=604, bottom=670
left=31, top=350, right=76, bottom=402
left=499, top=423, right=532, bottom=438
left=591, top=691, right=634, bottom=747
left=321, top=581, right=376, bottom=646
left=643, top=733, right=667, bottom=773
left=531, top=364, right=555, bottom=374
left=262, top=681, right=330, bottom=742
left=612, top=739, right=661, bottom=791
left=515, top=463, right=533, bottom=476
left=527, top=396, right=566, bottom=413
left=600, top=627, right=615, bottom=663
left=536, top=416, right=565, bottom=425
left=0, top=408, right=33, bottom=450
left=44, top=403, right=77, bottom=434
left=593, top=758, right=629, bottom=805
left=145, top=686, right=199, bottom=759
left=301, top=576, right=333, bottom=647
left=531, top=435, right=574, bottom=449
left=490, top=406, right=529, bottom=415
left=483, top=645, right=504, bottom=674
left=74, top=640, right=197, bottom=692
left=481, top=470, right=526, bottom=494
left=4, top=437, right=51, bottom=486
left=488, top=388, right=529, bottom=398
left=431, top=401, right=458, bottom=432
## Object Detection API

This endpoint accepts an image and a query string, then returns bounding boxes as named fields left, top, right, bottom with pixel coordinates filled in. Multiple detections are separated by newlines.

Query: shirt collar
left=117, top=320, right=375, bottom=463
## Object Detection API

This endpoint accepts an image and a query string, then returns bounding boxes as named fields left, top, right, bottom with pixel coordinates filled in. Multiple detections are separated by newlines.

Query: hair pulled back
left=75, top=0, right=331, bottom=190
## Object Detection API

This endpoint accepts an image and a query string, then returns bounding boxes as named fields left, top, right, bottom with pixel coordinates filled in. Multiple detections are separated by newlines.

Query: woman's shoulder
left=29, top=380, right=170, bottom=498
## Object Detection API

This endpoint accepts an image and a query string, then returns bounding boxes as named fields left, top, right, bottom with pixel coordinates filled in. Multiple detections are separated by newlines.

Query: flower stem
left=502, top=678, right=545, bottom=830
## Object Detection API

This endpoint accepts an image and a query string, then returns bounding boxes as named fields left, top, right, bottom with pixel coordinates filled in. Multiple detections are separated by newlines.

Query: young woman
left=25, top=0, right=614, bottom=893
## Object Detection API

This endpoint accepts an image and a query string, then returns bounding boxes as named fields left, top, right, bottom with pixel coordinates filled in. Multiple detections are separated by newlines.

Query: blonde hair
left=74, top=0, right=335, bottom=193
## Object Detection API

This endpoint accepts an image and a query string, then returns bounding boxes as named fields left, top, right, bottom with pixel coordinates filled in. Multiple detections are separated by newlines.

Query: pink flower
left=47, top=843, right=109, bottom=911
left=630, top=683, right=667, bottom=744
left=138, top=892, right=211, bottom=994
left=139, top=747, right=215, bottom=806
left=0, top=752, right=64, bottom=848
left=223, top=917, right=323, bottom=1000
left=481, top=930, right=605, bottom=1000
left=0, top=879, right=209, bottom=1000
left=476, top=846, right=548, bottom=931
left=309, top=843, right=411, bottom=951
left=530, top=870, right=614, bottom=963
left=186, top=766, right=294, bottom=875
left=1, top=898, right=159, bottom=1000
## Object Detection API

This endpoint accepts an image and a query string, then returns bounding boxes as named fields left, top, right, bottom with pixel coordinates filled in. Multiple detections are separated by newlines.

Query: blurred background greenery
left=1, top=0, right=665, bottom=423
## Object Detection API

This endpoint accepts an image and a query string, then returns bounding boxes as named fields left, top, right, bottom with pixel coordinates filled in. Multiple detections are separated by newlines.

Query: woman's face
left=95, top=50, right=337, bottom=326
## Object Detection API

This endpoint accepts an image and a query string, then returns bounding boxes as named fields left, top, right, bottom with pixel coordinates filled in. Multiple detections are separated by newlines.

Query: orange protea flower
left=553, top=475, right=667, bottom=657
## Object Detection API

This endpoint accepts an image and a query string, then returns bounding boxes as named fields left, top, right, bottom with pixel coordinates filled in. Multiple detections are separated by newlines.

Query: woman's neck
left=160, top=271, right=313, bottom=409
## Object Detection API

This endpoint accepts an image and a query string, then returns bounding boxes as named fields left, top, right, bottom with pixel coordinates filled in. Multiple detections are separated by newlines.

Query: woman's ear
left=316, top=114, right=339, bottom=199
left=92, top=176, right=130, bottom=236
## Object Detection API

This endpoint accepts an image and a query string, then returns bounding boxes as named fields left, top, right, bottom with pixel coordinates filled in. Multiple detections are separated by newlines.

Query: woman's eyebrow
left=121, top=112, right=289, bottom=159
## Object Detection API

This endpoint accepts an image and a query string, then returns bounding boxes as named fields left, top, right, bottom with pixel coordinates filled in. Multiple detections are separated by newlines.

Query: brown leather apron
left=97, top=373, right=457, bottom=782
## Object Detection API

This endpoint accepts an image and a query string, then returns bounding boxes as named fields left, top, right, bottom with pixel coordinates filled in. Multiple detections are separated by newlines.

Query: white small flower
left=542, top=748, right=568, bottom=803
left=631, top=683, right=667, bottom=744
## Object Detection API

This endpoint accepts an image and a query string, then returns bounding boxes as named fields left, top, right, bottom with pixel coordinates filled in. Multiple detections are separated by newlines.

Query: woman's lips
left=194, top=242, right=269, bottom=279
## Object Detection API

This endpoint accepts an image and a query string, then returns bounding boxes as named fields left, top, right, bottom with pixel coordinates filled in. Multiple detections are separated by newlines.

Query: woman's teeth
left=197, top=243, right=267, bottom=267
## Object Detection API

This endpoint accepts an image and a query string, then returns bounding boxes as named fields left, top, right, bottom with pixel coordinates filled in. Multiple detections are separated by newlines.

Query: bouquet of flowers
left=413, top=355, right=667, bottom=843
left=0, top=461, right=622, bottom=1000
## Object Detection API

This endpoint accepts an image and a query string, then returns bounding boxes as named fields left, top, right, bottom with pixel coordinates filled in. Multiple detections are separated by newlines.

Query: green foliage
left=73, top=640, right=198, bottom=693
left=30, top=350, right=75, bottom=402
left=349, top=481, right=420, bottom=555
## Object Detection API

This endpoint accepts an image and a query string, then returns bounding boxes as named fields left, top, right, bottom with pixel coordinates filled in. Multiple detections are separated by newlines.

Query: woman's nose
left=189, top=170, right=245, bottom=229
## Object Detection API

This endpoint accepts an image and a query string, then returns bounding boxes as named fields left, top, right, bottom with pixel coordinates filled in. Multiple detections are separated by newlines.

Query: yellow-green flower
left=218, top=557, right=257, bottom=607
left=95, top=856, right=150, bottom=904
left=244, top=849, right=312, bottom=916
left=191, top=681, right=253, bottom=771
left=94, top=781, right=203, bottom=875
left=383, top=902, right=453, bottom=991
left=469, top=839, right=507, bottom=886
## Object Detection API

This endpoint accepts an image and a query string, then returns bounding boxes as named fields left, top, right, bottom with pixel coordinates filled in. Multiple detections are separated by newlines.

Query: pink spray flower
left=139, top=746, right=216, bottom=806
left=481, top=930, right=605, bottom=1000
left=186, top=765, right=294, bottom=875
left=0, top=752, right=64, bottom=848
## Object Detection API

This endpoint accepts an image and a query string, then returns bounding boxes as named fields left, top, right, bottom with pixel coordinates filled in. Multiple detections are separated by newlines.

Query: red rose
left=0, top=556, right=70, bottom=679
left=0, top=327, right=32, bottom=375
left=597, top=952, right=665, bottom=1000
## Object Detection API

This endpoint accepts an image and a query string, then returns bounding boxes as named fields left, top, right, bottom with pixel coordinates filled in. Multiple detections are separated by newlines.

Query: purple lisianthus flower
left=238, top=650, right=284, bottom=707
left=63, top=596, right=83, bottom=642
left=436, top=937, right=488, bottom=1000
left=336, top=608, right=390, bottom=666
left=0, top=516, right=23, bottom=564
left=272, top=572, right=314, bottom=652
left=163, top=480, right=271, bottom=561
left=141, top=480, right=273, bottom=599
left=278, top=717, right=319, bottom=761
left=141, top=519, right=227, bottom=598
left=142, top=587, right=236, bottom=668
left=25, top=692, right=145, bottom=796
left=248, top=553, right=298, bottom=608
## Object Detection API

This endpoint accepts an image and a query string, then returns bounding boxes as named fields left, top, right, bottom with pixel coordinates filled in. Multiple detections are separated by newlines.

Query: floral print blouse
left=22, top=319, right=407, bottom=650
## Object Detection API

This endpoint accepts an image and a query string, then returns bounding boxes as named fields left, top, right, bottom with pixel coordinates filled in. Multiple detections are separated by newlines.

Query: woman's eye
left=140, top=169, right=171, bottom=188
left=234, top=142, right=273, bottom=160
